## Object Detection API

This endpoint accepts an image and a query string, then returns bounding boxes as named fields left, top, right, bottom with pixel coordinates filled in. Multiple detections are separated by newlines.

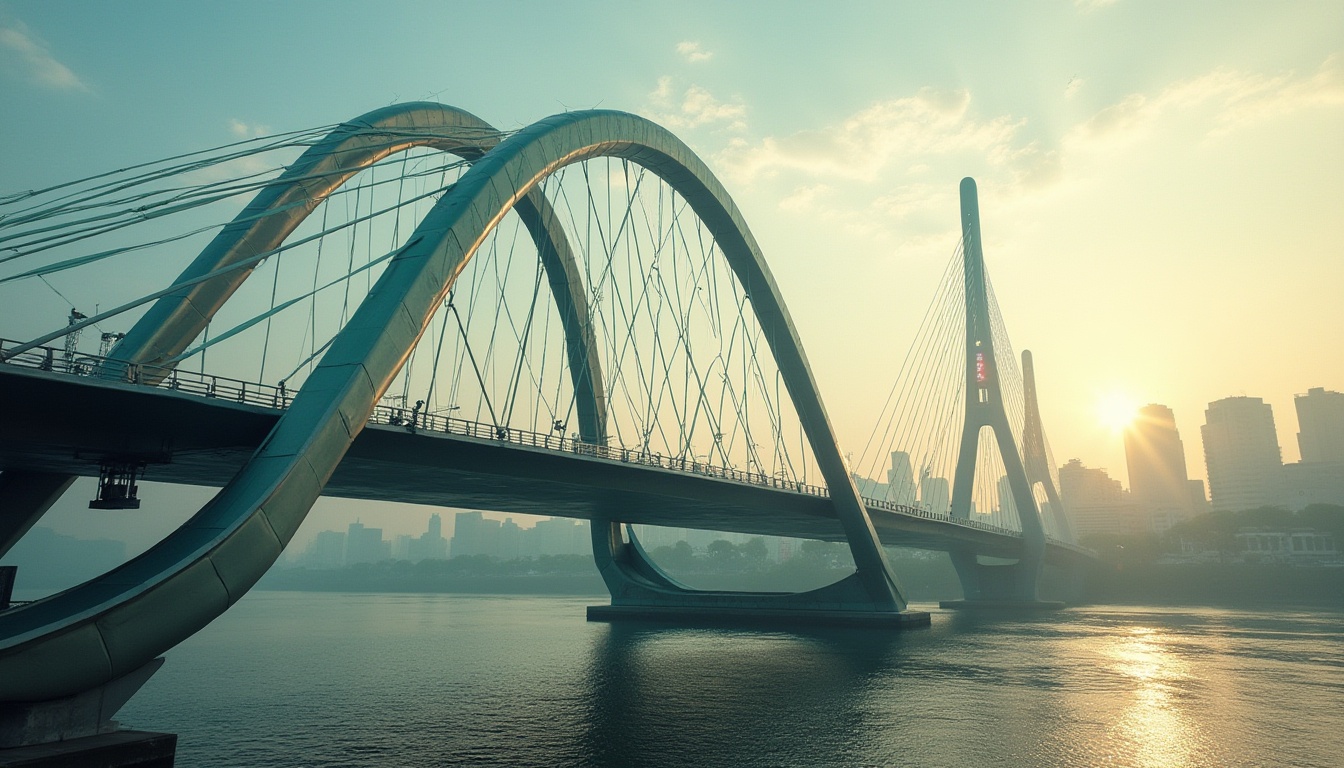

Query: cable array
left=854, top=241, right=1060, bottom=534
left=0, top=125, right=816, bottom=488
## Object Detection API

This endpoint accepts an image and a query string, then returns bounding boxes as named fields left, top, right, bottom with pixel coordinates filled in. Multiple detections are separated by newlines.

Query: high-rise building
left=886, top=451, right=917, bottom=506
left=1187, top=479, right=1211, bottom=516
left=1058, top=459, right=1142, bottom=537
left=1295, top=387, right=1344, bottom=464
left=303, top=530, right=346, bottom=568
left=345, top=521, right=387, bottom=565
left=1124, top=404, right=1194, bottom=526
left=919, top=475, right=950, bottom=516
left=1281, top=461, right=1344, bottom=510
left=451, top=511, right=500, bottom=558
left=409, top=513, right=448, bottom=561
left=1201, top=396, right=1283, bottom=513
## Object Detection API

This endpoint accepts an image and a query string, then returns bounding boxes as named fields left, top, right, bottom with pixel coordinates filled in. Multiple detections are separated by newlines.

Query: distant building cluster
left=296, top=513, right=449, bottom=568
left=1059, top=387, right=1344, bottom=538
left=845, top=387, right=1343, bottom=543
left=450, top=512, right=591, bottom=559
left=290, top=508, right=799, bottom=569
left=1200, top=389, right=1344, bottom=513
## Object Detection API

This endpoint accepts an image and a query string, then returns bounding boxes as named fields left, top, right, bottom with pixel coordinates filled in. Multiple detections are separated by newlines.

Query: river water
left=115, top=592, right=1342, bottom=767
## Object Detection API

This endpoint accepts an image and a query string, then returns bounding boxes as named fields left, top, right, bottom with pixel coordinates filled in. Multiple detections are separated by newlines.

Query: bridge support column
left=0, top=471, right=76, bottom=559
left=586, top=523, right=930, bottom=628
left=0, top=657, right=176, bottom=766
left=941, top=551, right=1063, bottom=610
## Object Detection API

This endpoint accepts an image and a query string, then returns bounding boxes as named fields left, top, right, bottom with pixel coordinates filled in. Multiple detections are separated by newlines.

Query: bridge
left=0, top=102, right=1091, bottom=755
left=0, top=340, right=1092, bottom=561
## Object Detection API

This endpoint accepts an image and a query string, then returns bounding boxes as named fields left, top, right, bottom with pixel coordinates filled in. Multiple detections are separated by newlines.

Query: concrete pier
left=588, top=604, right=931, bottom=628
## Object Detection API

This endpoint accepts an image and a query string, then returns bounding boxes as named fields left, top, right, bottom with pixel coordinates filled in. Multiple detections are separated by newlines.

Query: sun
left=1096, top=391, right=1140, bottom=433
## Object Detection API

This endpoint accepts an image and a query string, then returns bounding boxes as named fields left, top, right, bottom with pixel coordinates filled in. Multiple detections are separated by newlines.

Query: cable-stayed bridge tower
left=854, top=177, right=1077, bottom=608
left=945, top=178, right=1054, bottom=606
left=1022, top=349, right=1073, bottom=543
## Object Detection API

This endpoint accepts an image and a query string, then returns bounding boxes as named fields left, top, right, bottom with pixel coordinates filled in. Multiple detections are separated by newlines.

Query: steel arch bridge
left=0, top=104, right=1088, bottom=718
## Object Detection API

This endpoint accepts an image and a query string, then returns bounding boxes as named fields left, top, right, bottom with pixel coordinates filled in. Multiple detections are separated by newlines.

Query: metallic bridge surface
left=0, top=348, right=1091, bottom=567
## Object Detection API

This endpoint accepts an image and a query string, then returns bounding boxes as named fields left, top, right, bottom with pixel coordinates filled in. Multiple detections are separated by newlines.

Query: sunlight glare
left=1096, top=390, right=1140, bottom=433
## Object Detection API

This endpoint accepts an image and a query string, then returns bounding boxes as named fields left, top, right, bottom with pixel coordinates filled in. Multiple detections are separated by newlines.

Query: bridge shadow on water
left=570, top=608, right=1116, bottom=767
left=577, top=620, right=936, bottom=767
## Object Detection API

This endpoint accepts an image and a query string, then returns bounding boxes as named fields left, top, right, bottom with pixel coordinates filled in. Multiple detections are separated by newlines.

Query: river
left=115, top=592, right=1342, bottom=767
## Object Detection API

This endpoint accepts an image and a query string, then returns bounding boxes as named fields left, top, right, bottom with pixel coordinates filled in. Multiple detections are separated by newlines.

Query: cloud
left=697, top=56, right=1342, bottom=249
left=779, top=183, right=833, bottom=213
left=676, top=41, right=713, bottom=63
left=182, top=119, right=285, bottom=183
left=0, top=18, right=88, bottom=91
left=1074, top=55, right=1344, bottom=145
left=645, top=76, right=746, bottom=131
left=229, top=119, right=272, bottom=139
left=715, top=87, right=1055, bottom=189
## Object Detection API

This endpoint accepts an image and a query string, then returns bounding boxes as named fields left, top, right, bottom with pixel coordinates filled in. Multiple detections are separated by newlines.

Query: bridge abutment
left=0, top=658, right=176, bottom=766
left=587, top=523, right=930, bottom=628
left=939, top=551, right=1065, bottom=610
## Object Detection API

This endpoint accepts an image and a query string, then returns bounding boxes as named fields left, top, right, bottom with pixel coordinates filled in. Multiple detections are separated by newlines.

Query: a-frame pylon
left=1021, top=350, right=1074, bottom=542
left=943, top=178, right=1053, bottom=606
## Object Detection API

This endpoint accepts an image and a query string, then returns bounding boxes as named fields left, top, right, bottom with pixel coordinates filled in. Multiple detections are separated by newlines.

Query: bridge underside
left=0, top=367, right=1082, bottom=565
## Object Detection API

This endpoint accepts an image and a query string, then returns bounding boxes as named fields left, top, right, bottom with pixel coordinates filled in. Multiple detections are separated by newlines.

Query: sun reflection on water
left=1107, top=626, right=1200, bottom=768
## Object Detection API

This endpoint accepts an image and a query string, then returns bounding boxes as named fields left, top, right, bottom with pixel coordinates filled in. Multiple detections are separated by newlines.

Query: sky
left=2, top=0, right=1341, bottom=553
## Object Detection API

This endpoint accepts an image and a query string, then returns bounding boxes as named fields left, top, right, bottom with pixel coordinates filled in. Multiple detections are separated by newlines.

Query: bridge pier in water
left=0, top=658, right=176, bottom=766
left=587, top=522, right=930, bottom=628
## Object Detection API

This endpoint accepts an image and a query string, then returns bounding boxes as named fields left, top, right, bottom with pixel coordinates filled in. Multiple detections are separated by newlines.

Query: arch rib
left=0, top=107, right=919, bottom=702
left=0, top=104, right=606, bottom=702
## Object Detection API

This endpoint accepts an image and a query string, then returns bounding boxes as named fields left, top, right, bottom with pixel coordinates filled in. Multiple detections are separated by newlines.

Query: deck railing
left=2, top=337, right=1093, bottom=552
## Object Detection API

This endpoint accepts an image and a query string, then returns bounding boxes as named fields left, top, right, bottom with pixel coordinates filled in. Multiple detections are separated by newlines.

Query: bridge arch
left=0, top=108, right=905, bottom=702
left=0, top=102, right=609, bottom=702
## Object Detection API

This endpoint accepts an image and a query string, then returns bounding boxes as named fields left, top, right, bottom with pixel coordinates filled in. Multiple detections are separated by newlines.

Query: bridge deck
left=0, top=364, right=1090, bottom=565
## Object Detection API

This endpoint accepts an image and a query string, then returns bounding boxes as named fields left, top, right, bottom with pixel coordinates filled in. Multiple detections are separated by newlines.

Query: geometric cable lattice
left=0, top=105, right=903, bottom=701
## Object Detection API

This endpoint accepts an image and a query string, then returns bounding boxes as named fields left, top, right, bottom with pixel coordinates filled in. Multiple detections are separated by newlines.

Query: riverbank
left=1083, top=561, right=1344, bottom=609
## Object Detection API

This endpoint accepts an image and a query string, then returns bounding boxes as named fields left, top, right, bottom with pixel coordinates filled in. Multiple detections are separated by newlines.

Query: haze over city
left=3, top=3, right=1340, bottom=548
left=0, top=3, right=1341, bottom=765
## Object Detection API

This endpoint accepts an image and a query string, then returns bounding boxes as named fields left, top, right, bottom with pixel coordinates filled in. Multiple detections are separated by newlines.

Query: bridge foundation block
left=587, top=604, right=931, bottom=628
left=0, top=730, right=177, bottom=768
left=588, top=525, right=930, bottom=629
left=0, top=657, right=176, bottom=766
left=940, top=552, right=1065, bottom=610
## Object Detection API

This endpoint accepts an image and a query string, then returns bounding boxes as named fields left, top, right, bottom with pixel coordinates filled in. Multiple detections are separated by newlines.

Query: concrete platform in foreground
left=587, top=604, right=931, bottom=628
left=939, top=599, right=1066, bottom=611
left=0, top=730, right=176, bottom=768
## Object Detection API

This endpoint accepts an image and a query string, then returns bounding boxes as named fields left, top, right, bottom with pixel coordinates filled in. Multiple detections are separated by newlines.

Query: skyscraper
left=1201, top=396, right=1283, bottom=513
left=1283, top=387, right=1344, bottom=510
left=1295, top=387, right=1344, bottom=464
left=886, top=451, right=917, bottom=506
left=919, top=475, right=950, bottom=516
left=1124, top=404, right=1194, bottom=525
left=345, top=521, right=387, bottom=564
left=1057, top=459, right=1141, bottom=537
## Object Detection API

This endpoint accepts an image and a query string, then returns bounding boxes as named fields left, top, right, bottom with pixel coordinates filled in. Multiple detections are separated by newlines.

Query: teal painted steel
left=0, top=106, right=908, bottom=702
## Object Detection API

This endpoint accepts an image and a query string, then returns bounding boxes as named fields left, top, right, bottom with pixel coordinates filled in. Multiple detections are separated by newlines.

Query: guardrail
left=1, top=337, right=1089, bottom=552
left=0, top=338, right=294, bottom=410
